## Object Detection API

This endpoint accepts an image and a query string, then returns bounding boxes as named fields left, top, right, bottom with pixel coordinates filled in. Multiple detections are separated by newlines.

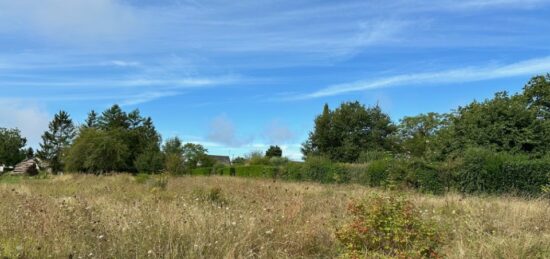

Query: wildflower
left=148, top=250, right=153, bottom=255
left=265, top=229, right=274, bottom=235
left=231, top=221, right=237, bottom=226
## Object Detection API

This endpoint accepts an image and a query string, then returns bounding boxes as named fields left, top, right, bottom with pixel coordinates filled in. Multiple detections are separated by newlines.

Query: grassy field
left=0, top=174, right=549, bottom=258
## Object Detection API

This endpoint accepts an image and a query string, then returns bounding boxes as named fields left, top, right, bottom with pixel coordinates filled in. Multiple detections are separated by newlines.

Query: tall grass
left=0, top=174, right=548, bottom=258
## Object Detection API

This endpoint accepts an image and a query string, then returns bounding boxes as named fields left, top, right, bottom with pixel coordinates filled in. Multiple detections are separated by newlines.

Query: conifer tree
left=38, top=111, right=76, bottom=173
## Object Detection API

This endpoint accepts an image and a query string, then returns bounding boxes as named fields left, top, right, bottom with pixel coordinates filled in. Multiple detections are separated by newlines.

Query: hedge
left=187, top=150, right=549, bottom=196
left=458, top=148, right=550, bottom=195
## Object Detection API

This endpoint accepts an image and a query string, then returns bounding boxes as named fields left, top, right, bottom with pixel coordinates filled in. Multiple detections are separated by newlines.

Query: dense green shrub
left=336, top=193, right=443, bottom=258
left=459, top=148, right=514, bottom=194
left=134, top=146, right=164, bottom=173
left=280, top=162, right=305, bottom=181
left=365, top=159, right=391, bottom=187
left=269, top=156, right=289, bottom=167
left=301, top=156, right=345, bottom=183
left=458, top=147, right=550, bottom=195
left=212, top=163, right=226, bottom=175
left=233, top=165, right=278, bottom=178
left=134, top=173, right=150, bottom=184
left=500, top=159, right=550, bottom=195
left=191, top=167, right=212, bottom=176
left=247, top=151, right=270, bottom=165
left=406, top=160, right=446, bottom=194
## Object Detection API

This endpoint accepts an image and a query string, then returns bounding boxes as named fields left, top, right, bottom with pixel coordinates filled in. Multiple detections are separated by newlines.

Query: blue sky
left=1, top=0, right=550, bottom=160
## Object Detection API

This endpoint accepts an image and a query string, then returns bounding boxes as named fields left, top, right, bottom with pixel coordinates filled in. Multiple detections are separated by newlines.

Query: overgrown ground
left=0, top=174, right=549, bottom=258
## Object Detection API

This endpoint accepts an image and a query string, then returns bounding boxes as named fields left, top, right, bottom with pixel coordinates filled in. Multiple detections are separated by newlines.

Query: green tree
left=397, top=112, right=447, bottom=158
left=265, top=145, right=283, bottom=158
left=98, top=104, right=129, bottom=130
left=84, top=110, right=98, bottom=128
left=450, top=92, right=538, bottom=154
left=38, top=111, right=76, bottom=173
left=0, top=128, right=27, bottom=166
left=162, top=137, right=185, bottom=174
left=134, top=145, right=164, bottom=173
left=523, top=74, right=550, bottom=119
left=302, top=103, right=332, bottom=158
left=163, top=137, right=184, bottom=156
left=66, top=105, right=162, bottom=173
left=182, top=143, right=210, bottom=169
left=303, top=101, right=397, bottom=162
left=65, top=128, right=129, bottom=173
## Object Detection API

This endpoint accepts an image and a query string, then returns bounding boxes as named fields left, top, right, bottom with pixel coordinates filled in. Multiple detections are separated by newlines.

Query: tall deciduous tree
left=302, top=101, right=396, bottom=162
left=0, top=128, right=27, bottom=166
left=38, top=111, right=76, bottom=173
left=182, top=143, right=211, bottom=169
left=397, top=112, right=447, bottom=158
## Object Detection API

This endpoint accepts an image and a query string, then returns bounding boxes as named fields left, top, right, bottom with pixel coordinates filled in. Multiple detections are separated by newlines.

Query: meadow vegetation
left=1, top=76, right=550, bottom=258
left=0, top=174, right=549, bottom=258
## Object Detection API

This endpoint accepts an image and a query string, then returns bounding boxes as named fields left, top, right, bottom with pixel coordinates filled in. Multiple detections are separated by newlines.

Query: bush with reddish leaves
left=336, top=193, right=443, bottom=258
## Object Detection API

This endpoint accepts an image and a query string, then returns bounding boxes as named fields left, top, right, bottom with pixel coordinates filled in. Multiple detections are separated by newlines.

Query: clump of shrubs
left=336, top=193, right=443, bottom=258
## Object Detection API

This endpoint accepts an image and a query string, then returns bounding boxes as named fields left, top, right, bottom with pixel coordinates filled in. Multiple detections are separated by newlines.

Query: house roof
left=208, top=155, right=231, bottom=164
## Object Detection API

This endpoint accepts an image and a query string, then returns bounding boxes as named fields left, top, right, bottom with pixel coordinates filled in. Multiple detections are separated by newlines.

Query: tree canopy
left=65, top=105, right=161, bottom=173
left=0, top=128, right=27, bottom=166
left=265, top=145, right=283, bottom=158
left=302, top=102, right=397, bottom=162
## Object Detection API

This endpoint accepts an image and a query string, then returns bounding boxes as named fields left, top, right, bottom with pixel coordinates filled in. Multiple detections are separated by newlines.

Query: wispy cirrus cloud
left=293, top=56, right=550, bottom=99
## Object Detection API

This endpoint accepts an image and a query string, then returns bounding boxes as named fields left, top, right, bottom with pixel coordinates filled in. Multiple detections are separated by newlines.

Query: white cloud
left=0, top=0, right=142, bottom=46
left=263, top=120, right=294, bottom=144
left=110, top=60, right=141, bottom=67
left=0, top=100, right=49, bottom=148
left=206, top=114, right=253, bottom=147
left=296, top=56, right=550, bottom=99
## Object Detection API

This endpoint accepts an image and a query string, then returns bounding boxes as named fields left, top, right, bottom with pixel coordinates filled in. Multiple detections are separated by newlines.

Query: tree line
left=302, top=74, right=550, bottom=162
left=300, top=74, right=550, bottom=194
left=1, top=74, right=549, bottom=194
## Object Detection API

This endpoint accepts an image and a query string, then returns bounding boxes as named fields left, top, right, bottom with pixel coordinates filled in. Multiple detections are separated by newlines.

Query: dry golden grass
left=0, top=174, right=549, bottom=258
